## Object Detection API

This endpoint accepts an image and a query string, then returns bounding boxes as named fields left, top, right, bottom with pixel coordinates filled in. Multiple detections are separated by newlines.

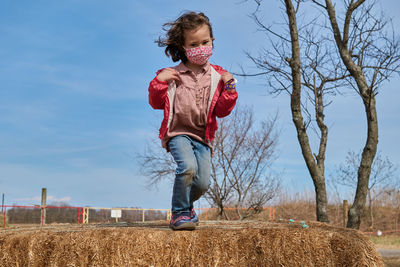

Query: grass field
left=369, top=234, right=400, bottom=267
left=370, top=234, right=400, bottom=249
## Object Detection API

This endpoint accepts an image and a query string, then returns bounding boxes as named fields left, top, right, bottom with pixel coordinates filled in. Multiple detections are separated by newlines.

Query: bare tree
left=242, top=0, right=350, bottom=223
left=207, top=111, right=240, bottom=219
left=137, top=138, right=176, bottom=188
left=137, top=105, right=281, bottom=219
left=316, top=0, right=400, bottom=229
left=379, top=187, right=400, bottom=229
left=208, top=106, right=280, bottom=219
left=243, top=0, right=400, bottom=228
left=333, top=150, right=398, bottom=228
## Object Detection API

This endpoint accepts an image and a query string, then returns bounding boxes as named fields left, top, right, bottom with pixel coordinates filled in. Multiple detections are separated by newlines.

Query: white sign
left=111, top=209, right=122, bottom=218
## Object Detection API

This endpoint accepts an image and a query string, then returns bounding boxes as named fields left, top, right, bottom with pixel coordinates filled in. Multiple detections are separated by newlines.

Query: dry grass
left=0, top=220, right=384, bottom=267
left=276, top=189, right=400, bottom=233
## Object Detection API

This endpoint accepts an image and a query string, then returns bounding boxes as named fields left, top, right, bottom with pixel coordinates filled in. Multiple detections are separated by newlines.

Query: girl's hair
left=156, top=11, right=214, bottom=63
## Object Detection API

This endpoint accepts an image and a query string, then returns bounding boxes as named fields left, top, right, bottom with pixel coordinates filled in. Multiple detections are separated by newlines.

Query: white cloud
left=14, top=195, right=72, bottom=205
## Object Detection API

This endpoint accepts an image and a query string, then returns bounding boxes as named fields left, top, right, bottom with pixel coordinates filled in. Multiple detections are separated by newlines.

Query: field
left=0, top=220, right=385, bottom=267
left=370, top=235, right=400, bottom=267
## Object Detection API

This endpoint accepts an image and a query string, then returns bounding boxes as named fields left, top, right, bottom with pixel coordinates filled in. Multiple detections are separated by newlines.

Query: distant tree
left=379, top=187, right=400, bottom=228
left=137, top=139, right=175, bottom=188
left=334, top=150, right=399, bottom=227
left=137, top=105, right=281, bottom=219
left=7, top=207, right=40, bottom=224
left=380, top=187, right=400, bottom=209
left=48, top=201, right=70, bottom=207
left=207, top=105, right=281, bottom=219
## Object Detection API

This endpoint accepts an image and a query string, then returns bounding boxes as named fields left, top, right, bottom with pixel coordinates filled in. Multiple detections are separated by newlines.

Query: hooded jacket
left=148, top=64, right=238, bottom=147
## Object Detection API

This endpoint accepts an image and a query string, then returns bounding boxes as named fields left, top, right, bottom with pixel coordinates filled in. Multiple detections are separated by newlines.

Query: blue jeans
left=168, top=135, right=211, bottom=215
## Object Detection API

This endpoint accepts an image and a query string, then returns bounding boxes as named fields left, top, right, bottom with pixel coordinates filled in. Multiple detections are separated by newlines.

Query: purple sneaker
left=190, top=208, right=199, bottom=225
left=169, top=213, right=196, bottom=230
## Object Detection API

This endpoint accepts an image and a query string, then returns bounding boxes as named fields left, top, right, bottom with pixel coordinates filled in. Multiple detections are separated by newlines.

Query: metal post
left=41, top=188, right=47, bottom=225
left=1, top=193, right=4, bottom=213
left=3, top=208, right=6, bottom=229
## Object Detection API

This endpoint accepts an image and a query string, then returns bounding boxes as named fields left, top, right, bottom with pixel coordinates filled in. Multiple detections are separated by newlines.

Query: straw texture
left=0, top=221, right=384, bottom=267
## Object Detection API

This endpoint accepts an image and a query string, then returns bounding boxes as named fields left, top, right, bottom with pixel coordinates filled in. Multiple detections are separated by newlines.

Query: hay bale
left=0, top=221, right=384, bottom=266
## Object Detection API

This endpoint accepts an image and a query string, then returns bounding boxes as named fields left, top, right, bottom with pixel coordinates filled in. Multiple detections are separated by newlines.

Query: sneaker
left=190, top=208, right=199, bottom=225
left=169, top=213, right=196, bottom=230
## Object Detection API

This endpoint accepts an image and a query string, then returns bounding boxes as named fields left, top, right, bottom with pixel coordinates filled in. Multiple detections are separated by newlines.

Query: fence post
left=77, top=208, right=81, bottom=224
left=142, top=209, right=145, bottom=222
left=1, top=193, right=4, bottom=213
left=83, top=208, right=89, bottom=224
left=343, top=200, right=348, bottom=227
left=3, top=208, right=6, bottom=229
left=41, top=188, right=47, bottom=226
left=167, top=210, right=171, bottom=221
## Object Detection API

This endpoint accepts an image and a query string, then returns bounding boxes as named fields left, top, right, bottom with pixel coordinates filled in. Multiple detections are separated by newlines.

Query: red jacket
left=148, top=64, right=238, bottom=146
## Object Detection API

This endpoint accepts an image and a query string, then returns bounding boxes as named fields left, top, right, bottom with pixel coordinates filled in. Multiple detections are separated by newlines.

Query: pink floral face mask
left=184, top=46, right=213, bottom=65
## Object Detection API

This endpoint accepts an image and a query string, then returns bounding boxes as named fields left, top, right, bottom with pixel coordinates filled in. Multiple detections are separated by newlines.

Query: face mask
left=184, top=46, right=213, bottom=65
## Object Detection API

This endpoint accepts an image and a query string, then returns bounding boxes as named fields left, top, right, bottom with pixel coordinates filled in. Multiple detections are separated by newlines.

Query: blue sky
left=1, top=1, right=399, bottom=209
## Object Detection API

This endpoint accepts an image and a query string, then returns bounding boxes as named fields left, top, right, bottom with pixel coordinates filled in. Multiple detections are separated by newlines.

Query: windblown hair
left=156, top=12, right=214, bottom=63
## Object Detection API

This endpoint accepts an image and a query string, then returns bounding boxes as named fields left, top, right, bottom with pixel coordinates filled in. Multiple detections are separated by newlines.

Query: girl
left=148, top=11, right=238, bottom=230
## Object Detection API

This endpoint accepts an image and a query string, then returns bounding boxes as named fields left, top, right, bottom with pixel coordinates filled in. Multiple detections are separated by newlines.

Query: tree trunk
left=285, top=0, right=330, bottom=223
left=324, top=0, right=378, bottom=229
left=347, top=101, right=378, bottom=228
left=217, top=205, right=224, bottom=220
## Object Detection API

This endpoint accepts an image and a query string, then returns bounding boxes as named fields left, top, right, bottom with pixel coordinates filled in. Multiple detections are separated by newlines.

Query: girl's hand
left=221, top=71, right=234, bottom=84
left=157, top=68, right=180, bottom=83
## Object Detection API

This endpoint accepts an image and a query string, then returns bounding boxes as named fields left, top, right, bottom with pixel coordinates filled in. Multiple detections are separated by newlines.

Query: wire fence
left=2, top=204, right=400, bottom=236
left=0, top=205, right=276, bottom=228
left=1, top=205, right=84, bottom=227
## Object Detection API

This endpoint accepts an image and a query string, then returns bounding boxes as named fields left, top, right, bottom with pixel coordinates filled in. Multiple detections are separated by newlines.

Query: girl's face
left=183, top=24, right=213, bottom=49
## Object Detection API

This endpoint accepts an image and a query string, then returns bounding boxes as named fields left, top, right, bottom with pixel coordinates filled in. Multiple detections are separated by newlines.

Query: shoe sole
left=170, top=221, right=196, bottom=231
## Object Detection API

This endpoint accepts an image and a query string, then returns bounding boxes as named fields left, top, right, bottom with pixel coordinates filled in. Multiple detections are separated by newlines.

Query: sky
left=0, top=0, right=399, bottom=209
